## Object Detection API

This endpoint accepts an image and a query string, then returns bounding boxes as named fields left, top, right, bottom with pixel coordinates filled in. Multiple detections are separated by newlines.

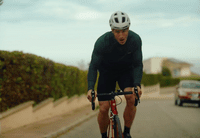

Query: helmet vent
left=121, top=12, right=124, bottom=15
left=122, top=17, right=125, bottom=23
left=114, top=13, right=117, bottom=16
left=114, top=18, right=119, bottom=23
left=123, top=25, right=128, bottom=29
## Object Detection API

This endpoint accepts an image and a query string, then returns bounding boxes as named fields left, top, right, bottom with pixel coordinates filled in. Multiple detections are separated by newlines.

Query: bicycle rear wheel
left=113, top=115, right=123, bottom=138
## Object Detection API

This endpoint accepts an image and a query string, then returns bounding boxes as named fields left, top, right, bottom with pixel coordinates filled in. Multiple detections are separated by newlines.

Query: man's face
left=112, top=28, right=129, bottom=45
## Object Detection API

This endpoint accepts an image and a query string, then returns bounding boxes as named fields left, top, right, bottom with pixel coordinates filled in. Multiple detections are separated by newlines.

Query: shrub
left=160, top=77, right=180, bottom=87
left=162, top=67, right=172, bottom=77
left=0, top=51, right=88, bottom=112
left=141, top=73, right=180, bottom=87
left=141, top=73, right=162, bottom=86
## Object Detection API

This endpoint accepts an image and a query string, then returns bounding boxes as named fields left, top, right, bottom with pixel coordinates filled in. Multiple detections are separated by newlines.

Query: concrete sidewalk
left=0, top=105, right=98, bottom=138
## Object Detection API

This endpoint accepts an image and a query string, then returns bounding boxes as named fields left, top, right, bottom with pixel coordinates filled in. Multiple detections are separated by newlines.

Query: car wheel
left=177, top=98, right=183, bottom=106
left=198, top=103, right=200, bottom=108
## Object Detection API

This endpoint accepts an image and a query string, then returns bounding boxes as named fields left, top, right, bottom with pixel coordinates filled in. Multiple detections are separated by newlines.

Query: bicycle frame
left=91, top=88, right=140, bottom=138
left=110, top=97, right=118, bottom=115
left=108, top=97, right=119, bottom=138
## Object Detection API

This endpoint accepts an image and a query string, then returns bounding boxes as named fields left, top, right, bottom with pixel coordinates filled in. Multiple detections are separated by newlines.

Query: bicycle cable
left=116, top=95, right=122, bottom=105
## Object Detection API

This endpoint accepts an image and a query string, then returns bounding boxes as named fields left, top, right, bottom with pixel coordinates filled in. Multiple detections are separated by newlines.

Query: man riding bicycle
left=87, top=11, right=143, bottom=138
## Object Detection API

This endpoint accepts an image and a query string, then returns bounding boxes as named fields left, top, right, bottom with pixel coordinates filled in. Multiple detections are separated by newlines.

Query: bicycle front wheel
left=134, top=98, right=138, bottom=106
left=113, top=115, right=123, bottom=138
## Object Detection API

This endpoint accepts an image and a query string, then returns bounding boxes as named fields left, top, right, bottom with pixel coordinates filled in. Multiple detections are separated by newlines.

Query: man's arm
left=87, top=43, right=103, bottom=91
left=132, top=37, right=143, bottom=88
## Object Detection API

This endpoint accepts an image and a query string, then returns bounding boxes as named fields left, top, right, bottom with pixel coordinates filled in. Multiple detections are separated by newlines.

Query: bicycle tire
left=113, top=115, right=123, bottom=138
left=134, top=98, right=138, bottom=106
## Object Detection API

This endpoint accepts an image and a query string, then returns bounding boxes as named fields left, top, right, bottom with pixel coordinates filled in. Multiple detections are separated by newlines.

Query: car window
left=182, top=82, right=200, bottom=89
left=196, top=84, right=200, bottom=88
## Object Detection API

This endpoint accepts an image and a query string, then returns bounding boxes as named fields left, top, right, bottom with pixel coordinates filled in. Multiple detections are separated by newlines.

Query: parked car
left=175, top=80, right=200, bottom=107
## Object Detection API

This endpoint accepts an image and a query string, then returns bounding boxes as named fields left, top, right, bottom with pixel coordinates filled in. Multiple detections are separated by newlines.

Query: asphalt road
left=58, top=99, right=200, bottom=138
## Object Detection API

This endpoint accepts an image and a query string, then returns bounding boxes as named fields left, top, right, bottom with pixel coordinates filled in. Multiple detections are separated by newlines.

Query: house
left=143, top=57, right=193, bottom=77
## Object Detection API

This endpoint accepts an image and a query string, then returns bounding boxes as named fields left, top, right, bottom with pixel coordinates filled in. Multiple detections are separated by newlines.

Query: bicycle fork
left=108, top=99, right=118, bottom=138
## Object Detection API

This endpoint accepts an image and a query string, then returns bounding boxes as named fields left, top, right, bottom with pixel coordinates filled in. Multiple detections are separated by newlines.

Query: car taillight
left=187, top=93, right=192, bottom=96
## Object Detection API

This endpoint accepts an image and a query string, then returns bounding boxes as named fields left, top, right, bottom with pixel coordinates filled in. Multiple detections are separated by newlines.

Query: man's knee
left=99, top=101, right=110, bottom=114
left=124, top=87, right=136, bottom=106
left=125, top=94, right=135, bottom=106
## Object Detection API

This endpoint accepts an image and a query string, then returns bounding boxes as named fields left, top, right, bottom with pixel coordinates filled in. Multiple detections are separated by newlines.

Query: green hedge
left=50, top=63, right=88, bottom=100
left=141, top=73, right=162, bottom=86
left=0, top=51, right=88, bottom=112
left=0, top=50, right=185, bottom=112
left=141, top=73, right=180, bottom=87
left=160, top=77, right=180, bottom=87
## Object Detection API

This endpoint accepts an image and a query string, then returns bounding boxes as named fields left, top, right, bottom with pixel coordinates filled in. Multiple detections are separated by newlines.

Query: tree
left=162, top=67, right=171, bottom=77
left=77, top=60, right=88, bottom=71
left=0, top=0, right=3, bottom=6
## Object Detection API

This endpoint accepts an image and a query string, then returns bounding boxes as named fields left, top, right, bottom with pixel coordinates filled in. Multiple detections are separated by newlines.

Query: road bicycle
left=91, top=87, right=140, bottom=138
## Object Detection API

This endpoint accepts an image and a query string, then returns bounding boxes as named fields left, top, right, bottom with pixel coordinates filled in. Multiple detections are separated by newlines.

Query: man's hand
left=87, top=89, right=97, bottom=102
left=132, top=86, right=142, bottom=99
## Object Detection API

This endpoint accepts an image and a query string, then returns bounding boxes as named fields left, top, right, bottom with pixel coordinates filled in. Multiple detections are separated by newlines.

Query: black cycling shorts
left=97, top=70, right=134, bottom=101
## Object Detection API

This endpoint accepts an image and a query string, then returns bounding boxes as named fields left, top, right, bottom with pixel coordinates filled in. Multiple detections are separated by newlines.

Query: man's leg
left=97, top=72, right=116, bottom=137
left=98, top=101, right=110, bottom=137
left=123, top=87, right=137, bottom=136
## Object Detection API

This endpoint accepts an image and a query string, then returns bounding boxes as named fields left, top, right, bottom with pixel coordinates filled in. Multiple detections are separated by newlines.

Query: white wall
left=180, top=67, right=191, bottom=76
left=143, top=57, right=166, bottom=74
left=151, top=57, right=165, bottom=74
left=143, top=58, right=151, bottom=74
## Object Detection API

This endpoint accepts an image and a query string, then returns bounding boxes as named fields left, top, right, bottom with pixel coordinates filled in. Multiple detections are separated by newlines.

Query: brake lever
left=134, top=87, right=140, bottom=103
left=91, top=90, right=95, bottom=110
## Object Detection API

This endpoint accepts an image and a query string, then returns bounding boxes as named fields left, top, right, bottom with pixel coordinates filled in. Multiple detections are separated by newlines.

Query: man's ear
left=111, top=29, right=114, bottom=33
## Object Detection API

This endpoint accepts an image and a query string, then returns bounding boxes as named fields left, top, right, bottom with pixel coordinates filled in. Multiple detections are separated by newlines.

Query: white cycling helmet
left=109, top=11, right=131, bottom=30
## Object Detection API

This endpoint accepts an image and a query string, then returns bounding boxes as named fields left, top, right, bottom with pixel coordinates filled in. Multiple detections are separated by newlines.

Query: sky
left=0, top=0, right=200, bottom=74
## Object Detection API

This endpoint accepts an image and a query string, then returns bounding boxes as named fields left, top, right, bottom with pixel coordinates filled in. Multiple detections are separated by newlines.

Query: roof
left=143, top=57, right=167, bottom=62
left=143, top=57, right=193, bottom=66
left=167, top=58, right=192, bottom=66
